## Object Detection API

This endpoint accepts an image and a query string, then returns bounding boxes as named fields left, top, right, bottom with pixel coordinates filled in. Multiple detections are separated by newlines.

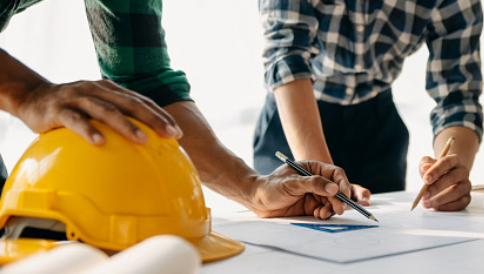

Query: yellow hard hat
left=0, top=118, right=244, bottom=263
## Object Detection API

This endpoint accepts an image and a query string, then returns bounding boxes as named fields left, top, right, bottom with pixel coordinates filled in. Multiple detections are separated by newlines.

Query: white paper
left=213, top=192, right=484, bottom=263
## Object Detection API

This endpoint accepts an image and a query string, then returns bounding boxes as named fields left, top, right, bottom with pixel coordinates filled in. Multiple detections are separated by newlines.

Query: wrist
left=0, top=49, right=52, bottom=117
left=293, top=149, right=334, bottom=165
left=0, top=80, right=50, bottom=117
left=237, top=174, right=264, bottom=212
left=0, top=82, right=31, bottom=117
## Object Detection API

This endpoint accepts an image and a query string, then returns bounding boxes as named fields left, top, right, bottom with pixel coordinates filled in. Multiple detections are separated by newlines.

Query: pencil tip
left=369, top=215, right=378, bottom=222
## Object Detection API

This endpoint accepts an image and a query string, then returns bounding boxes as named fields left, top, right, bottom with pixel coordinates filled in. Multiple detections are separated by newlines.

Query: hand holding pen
left=276, top=152, right=378, bottom=222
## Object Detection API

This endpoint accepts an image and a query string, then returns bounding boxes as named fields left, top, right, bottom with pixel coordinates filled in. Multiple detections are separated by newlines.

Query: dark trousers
left=253, top=89, right=408, bottom=194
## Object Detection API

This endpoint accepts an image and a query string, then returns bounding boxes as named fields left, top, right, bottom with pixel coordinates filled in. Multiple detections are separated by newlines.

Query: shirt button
left=355, top=64, right=363, bottom=70
left=356, top=25, right=364, bottom=33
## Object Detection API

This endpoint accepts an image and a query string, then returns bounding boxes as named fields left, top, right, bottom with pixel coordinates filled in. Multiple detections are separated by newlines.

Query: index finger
left=286, top=175, right=340, bottom=197
left=424, top=155, right=460, bottom=184
left=308, top=164, right=349, bottom=215
left=93, top=81, right=183, bottom=139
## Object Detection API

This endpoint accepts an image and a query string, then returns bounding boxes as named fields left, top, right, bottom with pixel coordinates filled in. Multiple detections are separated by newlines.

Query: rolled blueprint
left=81, top=235, right=201, bottom=274
left=0, top=243, right=107, bottom=274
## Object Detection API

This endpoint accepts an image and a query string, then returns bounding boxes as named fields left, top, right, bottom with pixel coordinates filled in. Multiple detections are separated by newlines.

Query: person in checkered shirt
left=254, top=0, right=483, bottom=210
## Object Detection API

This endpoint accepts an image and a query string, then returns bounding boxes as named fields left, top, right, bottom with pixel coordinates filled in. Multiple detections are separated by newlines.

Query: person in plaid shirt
left=0, top=0, right=365, bottom=224
left=254, top=0, right=483, bottom=210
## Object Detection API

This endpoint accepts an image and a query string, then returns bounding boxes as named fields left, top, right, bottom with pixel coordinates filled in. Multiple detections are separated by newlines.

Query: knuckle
left=79, top=81, right=97, bottom=90
left=60, top=109, right=81, bottom=122
left=334, top=167, right=347, bottom=177
left=452, top=154, right=461, bottom=166
left=362, top=189, right=371, bottom=197
left=99, top=103, right=119, bottom=113
left=462, top=195, right=471, bottom=206
left=441, top=156, right=452, bottom=167
left=453, top=181, right=469, bottom=198
left=426, top=185, right=435, bottom=196
left=421, top=156, right=432, bottom=163
left=99, top=79, right=114, bottom=85
left=456, top=186, right=466, bottom=198
left=462, top=180, right=472, bottom=194
left=63, top=87, right=80, bottom=97
left=125, top=95, right=143, bottom=105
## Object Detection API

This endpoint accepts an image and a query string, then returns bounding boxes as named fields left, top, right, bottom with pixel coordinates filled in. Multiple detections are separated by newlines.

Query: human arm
left=274, top=78, right=333, bottom=164
left=164, top=100, right=350, bottom=219
left=419, top=0, right=483, bottom=210
left=274, top=79, right=370, bottom=205
left=0, top=48, right=181, bottom=144
left=84, top=0, right=357, bottom=218
left=260, top=0, right=370, bottom=204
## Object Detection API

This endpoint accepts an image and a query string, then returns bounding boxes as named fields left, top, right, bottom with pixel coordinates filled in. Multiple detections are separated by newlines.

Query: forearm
left=163, top=101, right=258, bottom=208
left=434, top=126, right=479, bottom=170
left=273, top=78, right=333, bottom=163
left=0, top=49, right=49, bottom=116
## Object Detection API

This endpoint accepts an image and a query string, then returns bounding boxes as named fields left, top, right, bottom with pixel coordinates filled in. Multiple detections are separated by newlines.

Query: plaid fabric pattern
left=0, top=0, right=191, bottom=107
left=260, top=0, right=484, bottom=141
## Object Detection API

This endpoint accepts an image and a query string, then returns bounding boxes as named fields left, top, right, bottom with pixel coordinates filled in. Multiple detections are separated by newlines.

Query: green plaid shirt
left=0, top=0, right=192, bottom=107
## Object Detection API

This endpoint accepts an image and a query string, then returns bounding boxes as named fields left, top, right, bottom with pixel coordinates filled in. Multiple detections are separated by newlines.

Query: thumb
left=419, top=156, right=436, bottom=178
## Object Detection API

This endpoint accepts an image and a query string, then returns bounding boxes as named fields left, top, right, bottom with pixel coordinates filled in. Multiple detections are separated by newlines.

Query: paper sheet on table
left=213, top=192, right=484, bottom=263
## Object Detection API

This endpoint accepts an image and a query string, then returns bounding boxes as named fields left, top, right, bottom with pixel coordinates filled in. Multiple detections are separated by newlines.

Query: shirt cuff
left=264, top=55, right=314, bottom=91
left=108, top=69, right=193, bottom=107
left=431, top=101, right=483, bottom=143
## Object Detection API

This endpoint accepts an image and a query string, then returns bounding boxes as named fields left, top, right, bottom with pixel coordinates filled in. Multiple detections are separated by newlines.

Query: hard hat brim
left=195, top=231, right=244, bottom=262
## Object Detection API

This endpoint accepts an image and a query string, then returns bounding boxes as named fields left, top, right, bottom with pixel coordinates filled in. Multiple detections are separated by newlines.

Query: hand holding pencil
left=276, top=152, right=378, bottom=222
left=412, top=136, right=473, bottom=211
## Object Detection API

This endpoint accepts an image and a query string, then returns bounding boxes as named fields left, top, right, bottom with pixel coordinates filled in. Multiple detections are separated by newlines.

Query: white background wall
left=0, top=0, right=483, bottom=211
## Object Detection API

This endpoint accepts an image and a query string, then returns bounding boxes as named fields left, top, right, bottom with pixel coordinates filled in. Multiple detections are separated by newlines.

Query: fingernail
left=92, top=134, right=104, bottom=144
left=425, top=191, right=430, bottom=198
left=166, top=125, right=177, bottom=137
left=136, top=130, right=148, bottom=142
left=425, top=175, right=433, bottom=184
left=343, top=203, right=348, bottom=210
left=175, top=125, right=183, bottom=135
left=423, top=200, right=431, bottom=208
left=325, top=183, right=338, bottom=194
left=324, top=211, right=332, bottom=219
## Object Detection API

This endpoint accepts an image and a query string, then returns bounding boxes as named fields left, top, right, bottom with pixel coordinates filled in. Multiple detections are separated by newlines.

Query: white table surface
left=202, top=191, right=484, bottom=274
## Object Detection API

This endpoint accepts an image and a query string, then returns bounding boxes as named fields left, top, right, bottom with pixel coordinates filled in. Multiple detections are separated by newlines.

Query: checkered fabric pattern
left=0, top=0, right=192, bottom=108
left=260, top=0, right=484, bottom=141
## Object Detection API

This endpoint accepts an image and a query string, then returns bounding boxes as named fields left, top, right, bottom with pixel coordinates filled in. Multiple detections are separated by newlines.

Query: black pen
left=275, top=151, right=378, bottom=222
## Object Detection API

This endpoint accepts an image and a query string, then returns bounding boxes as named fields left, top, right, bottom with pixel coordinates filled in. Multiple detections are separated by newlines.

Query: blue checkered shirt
left=260, top=0, right=483, bottom=141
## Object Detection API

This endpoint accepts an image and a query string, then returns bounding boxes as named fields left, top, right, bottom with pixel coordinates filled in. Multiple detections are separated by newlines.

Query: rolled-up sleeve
left=84, top=0, right=191, bottom=107
left=426, top=0, right=483, bottom=142
left=259, top=0, right=319, bottom=91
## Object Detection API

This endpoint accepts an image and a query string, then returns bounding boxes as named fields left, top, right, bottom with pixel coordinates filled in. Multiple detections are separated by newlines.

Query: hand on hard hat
left=0, top=119, right=242, bottom=263
left=248, top=160, right=355, bottom=219
left=14, top=80, right=182, bottom=145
